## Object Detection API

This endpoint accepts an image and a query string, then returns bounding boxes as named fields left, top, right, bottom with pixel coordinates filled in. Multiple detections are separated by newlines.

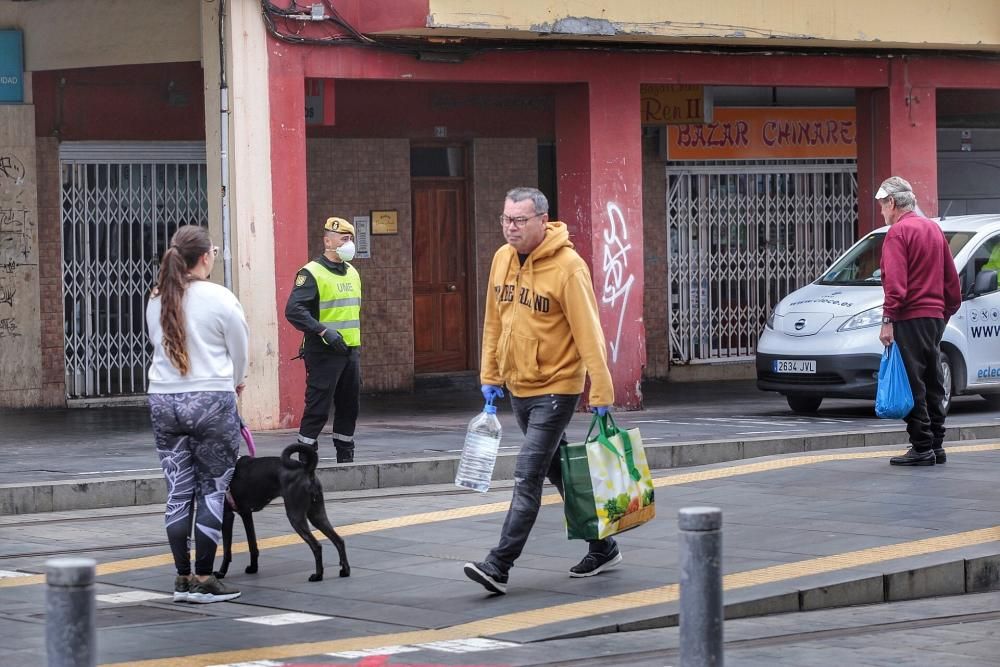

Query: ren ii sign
left=0, top=31, right=23, bottom=104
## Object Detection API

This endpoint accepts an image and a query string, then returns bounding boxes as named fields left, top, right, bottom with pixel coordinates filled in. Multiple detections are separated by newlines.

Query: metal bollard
left=45, top=558, right=97, bottom=667
left=679, top=507, right=723, bottom=667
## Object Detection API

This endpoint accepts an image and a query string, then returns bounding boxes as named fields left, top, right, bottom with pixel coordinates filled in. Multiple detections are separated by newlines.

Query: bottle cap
left=483, top=404, right=497, bottom=415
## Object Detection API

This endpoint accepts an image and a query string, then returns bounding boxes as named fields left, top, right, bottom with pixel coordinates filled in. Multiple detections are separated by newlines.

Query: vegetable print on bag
left=561, top=414, right=656, bottom=540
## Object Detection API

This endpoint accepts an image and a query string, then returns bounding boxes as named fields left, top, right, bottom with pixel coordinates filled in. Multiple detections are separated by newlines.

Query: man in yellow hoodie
left=464, top=187, right=617, bottom=595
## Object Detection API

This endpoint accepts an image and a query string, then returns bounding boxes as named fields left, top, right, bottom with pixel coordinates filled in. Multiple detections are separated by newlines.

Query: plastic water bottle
left=455, top=401, right=502, bottom=492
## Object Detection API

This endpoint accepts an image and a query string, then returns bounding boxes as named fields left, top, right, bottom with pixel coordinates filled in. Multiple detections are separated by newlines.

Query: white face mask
left=336, top=240, right=356, bottom=262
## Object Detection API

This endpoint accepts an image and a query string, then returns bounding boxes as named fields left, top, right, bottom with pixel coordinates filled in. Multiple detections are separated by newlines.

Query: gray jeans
left=487, top=393, right=613, bottom=572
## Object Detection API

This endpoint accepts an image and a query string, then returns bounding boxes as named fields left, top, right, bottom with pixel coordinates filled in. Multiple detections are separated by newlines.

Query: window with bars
left=666, top=161, right=858, bottom=363
left=61, top=146, right=208, bottom=399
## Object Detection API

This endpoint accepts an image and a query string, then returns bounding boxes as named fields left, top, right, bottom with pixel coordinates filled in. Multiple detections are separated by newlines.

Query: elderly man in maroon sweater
left=877, top=176, right=962, bottom=466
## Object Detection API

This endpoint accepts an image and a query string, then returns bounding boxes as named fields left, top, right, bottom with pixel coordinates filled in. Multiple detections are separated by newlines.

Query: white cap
left=875, top=176, right=913, bottom=200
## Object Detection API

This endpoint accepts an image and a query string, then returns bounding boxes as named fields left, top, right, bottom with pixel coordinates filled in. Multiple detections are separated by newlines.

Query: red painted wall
left=33, top=62, right=205, bottom=141
left=555, top=64, right=646, bottom=410
left=856, top=89, right=883, bottom=235
left=270, top=60, right=311, bottom=428
left=857, top=59, right=939, bottom=232
left=266, top=37, right=1000, bottom=420
left=325, top=0, right=429, bottom=34
left=307, top=80, right=555, bottom=139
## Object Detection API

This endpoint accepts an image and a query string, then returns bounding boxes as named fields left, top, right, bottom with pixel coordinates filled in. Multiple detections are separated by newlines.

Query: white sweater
left=146, top=280, right=249, bottom=394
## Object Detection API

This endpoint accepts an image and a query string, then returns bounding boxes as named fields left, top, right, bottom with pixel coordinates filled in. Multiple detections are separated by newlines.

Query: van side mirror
left=974, top=269, right=998, bottom=295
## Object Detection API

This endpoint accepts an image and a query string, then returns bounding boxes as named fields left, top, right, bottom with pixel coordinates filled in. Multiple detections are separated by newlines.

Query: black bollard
left=679, top=507, right=723, bottom=667
left=45, top=557, right=96, bottom=667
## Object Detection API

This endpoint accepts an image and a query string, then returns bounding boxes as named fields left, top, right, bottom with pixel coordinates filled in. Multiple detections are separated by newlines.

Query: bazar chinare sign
left=667, top=107, right=856, bottom=160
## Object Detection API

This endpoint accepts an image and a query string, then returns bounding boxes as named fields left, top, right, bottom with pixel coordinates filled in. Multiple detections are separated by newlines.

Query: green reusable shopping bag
left=560, top=413, right=656, bottom=540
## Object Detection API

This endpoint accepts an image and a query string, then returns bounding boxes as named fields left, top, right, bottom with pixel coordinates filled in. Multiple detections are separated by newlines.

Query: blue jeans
left=486, top=393, right=614, bottom=572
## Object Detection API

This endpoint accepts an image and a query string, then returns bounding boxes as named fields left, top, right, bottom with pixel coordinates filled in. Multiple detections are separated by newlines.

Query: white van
left=756, top=214, right=1000, bottom=413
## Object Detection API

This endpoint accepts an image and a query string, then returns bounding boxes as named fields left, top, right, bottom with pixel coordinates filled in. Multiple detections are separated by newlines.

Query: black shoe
left=933, top=447, right=947, bottom=464
left=463, top=561, right=508, bottom=594
left=336, top=450, right=353, bottom=463
left=569, top=543, right=623, bottom=578
left=889, top=447, right=936, bottom=466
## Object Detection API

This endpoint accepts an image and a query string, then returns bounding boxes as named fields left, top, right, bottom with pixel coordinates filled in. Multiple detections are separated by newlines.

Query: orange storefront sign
left=667, top=107, right=856, bottom=160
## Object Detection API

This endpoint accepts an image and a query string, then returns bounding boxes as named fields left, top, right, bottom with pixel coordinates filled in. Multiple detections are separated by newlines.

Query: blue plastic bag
left=875, top=343, right=914, bottom=419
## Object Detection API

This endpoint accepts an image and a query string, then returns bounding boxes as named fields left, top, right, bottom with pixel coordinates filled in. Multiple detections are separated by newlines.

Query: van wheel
left=939, top=353, right=953, bottom=414
left=786, top=395, right=822, bottom=413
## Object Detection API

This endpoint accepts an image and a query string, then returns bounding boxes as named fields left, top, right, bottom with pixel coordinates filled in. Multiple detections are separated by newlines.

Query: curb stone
left=3, top=423, right=1000, bottom=515
left=510, top=552, right=1000, bottom=641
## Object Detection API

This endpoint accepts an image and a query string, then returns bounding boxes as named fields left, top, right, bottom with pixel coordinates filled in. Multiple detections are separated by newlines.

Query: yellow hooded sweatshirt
left=481, top=221, right=615, bottom=406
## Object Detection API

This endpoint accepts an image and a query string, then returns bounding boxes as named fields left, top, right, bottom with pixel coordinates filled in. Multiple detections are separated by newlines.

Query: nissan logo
left=794, top=318, right=807, bottom=331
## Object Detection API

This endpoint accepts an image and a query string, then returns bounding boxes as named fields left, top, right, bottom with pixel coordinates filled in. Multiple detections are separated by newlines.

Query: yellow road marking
left=103, top=524, right=1000, bottom=667
left=6, top=441, right=1000, bottom=592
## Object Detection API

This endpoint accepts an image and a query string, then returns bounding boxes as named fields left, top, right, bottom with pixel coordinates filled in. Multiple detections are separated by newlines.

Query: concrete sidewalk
left=4, top=380, right=1000, bottom=514
left=2, top=442, right=1000, bottom=666
left=324, top=592, right=1000, bottom=666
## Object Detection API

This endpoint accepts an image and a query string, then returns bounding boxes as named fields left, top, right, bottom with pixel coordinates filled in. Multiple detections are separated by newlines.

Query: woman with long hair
left=146, top=225, right=249, bottom=604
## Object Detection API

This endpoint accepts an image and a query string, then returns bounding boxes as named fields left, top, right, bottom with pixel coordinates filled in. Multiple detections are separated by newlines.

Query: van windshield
left=817, top=231, right=975, bottom=286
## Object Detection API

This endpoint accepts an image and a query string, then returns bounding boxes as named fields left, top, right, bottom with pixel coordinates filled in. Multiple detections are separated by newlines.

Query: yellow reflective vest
left=303, top=261, right=362, bottom=347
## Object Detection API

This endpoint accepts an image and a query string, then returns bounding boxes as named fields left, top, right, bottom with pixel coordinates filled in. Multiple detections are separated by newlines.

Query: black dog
left=215, top=443, right=350, bottom=582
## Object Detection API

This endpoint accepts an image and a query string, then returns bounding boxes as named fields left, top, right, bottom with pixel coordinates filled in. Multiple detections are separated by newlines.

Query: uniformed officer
left=284, top=216, right=362, bottom=463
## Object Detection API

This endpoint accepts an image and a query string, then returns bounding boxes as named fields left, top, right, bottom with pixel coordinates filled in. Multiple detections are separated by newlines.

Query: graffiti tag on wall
left=601, top=202, right=635, bottom=363
left=0, top=317, right=19, bottom=338
left=0, top=150, right=36, bottom=353
left=0, top=154, right=25, bottom=183
left=0, top=207, right=32, bottom=261
left=0, top=150, right=34, bottom=268
left=0, top=279, right=14, bottom=308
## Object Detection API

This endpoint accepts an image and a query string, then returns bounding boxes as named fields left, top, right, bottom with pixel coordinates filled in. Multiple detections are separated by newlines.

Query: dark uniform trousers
left=300, top=344, right=361, bottom=460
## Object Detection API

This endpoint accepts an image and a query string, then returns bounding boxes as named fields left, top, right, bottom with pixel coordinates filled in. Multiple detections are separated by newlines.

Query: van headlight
left=838, top=306, right=883, bottom=332
left=766, top=308, right=776, bottom=330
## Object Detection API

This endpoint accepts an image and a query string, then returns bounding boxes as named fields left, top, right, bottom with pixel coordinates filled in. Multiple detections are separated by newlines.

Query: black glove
left=319, top=329, right=349, bottom=354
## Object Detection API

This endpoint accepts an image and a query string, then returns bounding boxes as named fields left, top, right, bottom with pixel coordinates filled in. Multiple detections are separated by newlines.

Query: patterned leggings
left=149, top=391, right=240, bottom=576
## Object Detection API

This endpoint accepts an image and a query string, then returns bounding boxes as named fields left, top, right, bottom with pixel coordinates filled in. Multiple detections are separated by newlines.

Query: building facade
left=2, top=1, right=999, bottom=428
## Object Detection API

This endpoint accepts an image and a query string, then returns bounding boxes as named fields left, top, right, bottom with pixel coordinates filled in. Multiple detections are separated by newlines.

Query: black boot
left=889, top=447, right=935, bottom=466
left=334, top=439, right=354, bottom=463
left=296, top=436, right=318, bottom=453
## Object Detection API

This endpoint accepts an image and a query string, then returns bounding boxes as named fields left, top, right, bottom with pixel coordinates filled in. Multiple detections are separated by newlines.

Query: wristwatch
left=881, top=317, right=893, bottom=324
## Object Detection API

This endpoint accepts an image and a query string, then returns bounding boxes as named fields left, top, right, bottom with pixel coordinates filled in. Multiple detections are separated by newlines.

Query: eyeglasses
left=499, top=213, right=543, bottom=228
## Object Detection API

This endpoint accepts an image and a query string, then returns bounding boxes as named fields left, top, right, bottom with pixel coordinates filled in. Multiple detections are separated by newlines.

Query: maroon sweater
left=880, top=212, right=961, bottom=322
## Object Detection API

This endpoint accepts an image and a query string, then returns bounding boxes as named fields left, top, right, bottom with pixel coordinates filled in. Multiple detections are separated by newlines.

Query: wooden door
left=412, top=179, right=469, bottom=372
